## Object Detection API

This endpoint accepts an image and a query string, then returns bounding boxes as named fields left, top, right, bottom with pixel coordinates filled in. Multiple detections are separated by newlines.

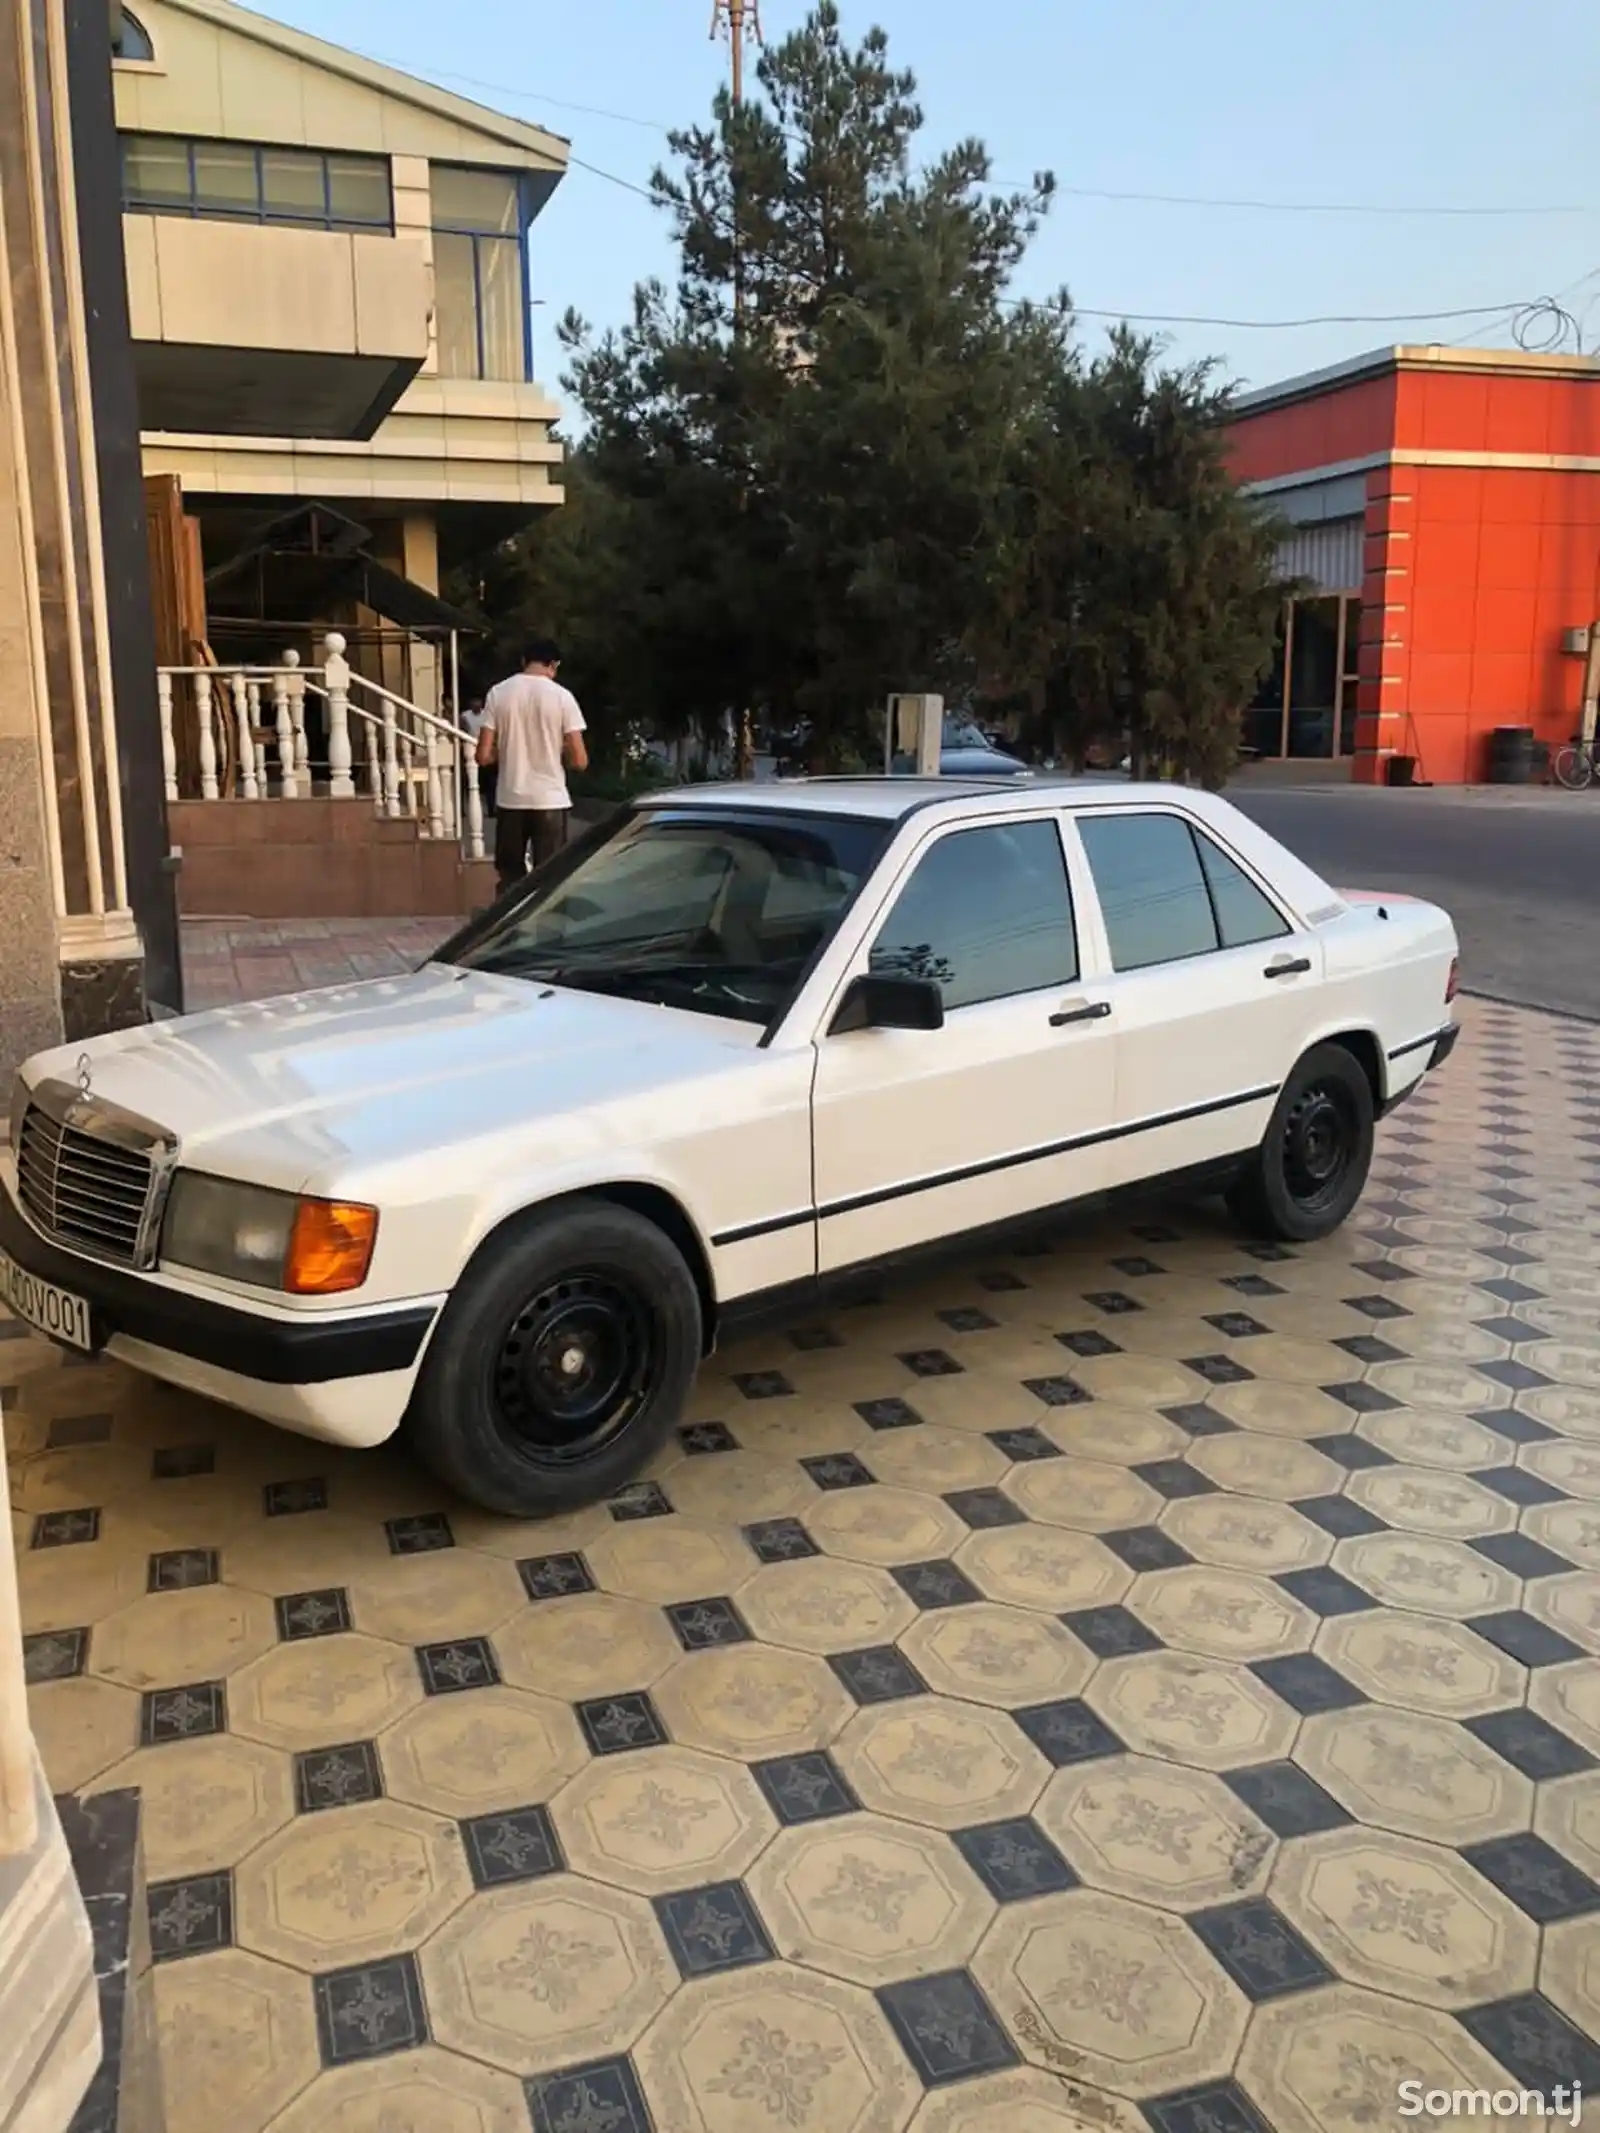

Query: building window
left=1242, top=590, right=1363, bottom=761
left=431, top=166, right=530, bottom=382
left=112, top=8, right=155, bottom=61
left=119, top=135, right=393, bottom=234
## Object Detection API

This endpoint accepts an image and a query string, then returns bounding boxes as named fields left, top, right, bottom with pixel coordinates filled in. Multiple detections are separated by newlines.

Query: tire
left=407, top=1197, right=702, bottom=1517
left=1553, top=744, right=1593, bottom=792
left=1226, top=1042, right=1376, bottom=1244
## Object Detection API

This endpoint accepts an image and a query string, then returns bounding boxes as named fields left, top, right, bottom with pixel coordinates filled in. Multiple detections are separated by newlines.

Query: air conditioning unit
left=1561, top=626, right=1592, bottom=657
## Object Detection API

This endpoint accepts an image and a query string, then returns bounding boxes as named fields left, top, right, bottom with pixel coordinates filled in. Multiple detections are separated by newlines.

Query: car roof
left=637, top=774, right=1135, bottom=822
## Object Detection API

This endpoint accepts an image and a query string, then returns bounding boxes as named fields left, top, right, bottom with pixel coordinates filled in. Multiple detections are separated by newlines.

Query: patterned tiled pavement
left=8, top=993, right=1600, bottom=2133
left=181, top=919, right=454, bottom=1011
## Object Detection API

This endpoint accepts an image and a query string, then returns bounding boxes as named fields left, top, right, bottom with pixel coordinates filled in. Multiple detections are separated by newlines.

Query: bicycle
left=1553, top=738, right=1598, bottom=790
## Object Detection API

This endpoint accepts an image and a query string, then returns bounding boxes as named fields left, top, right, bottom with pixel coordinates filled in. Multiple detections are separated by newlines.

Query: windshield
left=440, top=806, right=890, bottom=1027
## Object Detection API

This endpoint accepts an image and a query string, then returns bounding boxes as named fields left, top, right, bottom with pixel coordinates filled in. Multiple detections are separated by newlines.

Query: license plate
left=0, top=1247, right=94, bottom=1351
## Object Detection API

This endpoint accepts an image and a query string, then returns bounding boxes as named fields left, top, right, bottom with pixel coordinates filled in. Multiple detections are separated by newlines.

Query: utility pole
left=711, top=0, right=763, bottom=777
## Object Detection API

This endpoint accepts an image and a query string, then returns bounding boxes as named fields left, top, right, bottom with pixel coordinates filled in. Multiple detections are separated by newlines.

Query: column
left=1350, top=467, right=1414, bottom=786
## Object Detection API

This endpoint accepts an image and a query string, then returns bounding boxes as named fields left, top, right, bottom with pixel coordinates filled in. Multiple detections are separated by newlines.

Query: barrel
left=1487, top=726, right=1535, bottom=784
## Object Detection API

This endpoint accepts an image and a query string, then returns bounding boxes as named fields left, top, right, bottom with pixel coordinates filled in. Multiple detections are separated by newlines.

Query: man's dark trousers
left=494, top=806, right=567, bottom=894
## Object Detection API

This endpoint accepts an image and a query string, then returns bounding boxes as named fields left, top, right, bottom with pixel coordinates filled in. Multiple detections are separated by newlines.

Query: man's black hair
left=521, top=636, right=562, bottom=668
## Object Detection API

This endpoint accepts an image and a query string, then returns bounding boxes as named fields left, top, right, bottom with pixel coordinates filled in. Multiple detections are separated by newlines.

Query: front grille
left=14, top=1085, right=171, bottom=1267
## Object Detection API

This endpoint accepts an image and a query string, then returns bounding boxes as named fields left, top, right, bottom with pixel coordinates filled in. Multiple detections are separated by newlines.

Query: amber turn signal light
left=1445, top=956, right=1459, bottom=1003
left=284, top=1198, right=378, bottom=1295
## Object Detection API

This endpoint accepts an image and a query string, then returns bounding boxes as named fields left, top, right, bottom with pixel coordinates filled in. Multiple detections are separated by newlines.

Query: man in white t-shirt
left=477, top=638, right=588, bottom=893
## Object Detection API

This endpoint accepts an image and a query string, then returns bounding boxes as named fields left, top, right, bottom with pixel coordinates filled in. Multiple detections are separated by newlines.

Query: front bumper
left=0, top=1186, right=436, bottom=1386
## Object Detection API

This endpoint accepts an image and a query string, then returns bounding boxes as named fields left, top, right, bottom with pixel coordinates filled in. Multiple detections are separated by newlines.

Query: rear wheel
left=407, top=1198, right=701, bottom=1516
left=1553, top=743, right=1594, bottom=791
left=1226, top=1042, right=1375, bottom=1243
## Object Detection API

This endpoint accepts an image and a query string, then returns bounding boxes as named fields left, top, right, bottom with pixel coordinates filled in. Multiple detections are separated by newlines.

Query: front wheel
left=407, top=1198, right=702, bottom=1516
left=1226, top=1043, right=1376, bottom=1243
left=1553, top=744, right=1594, bottom=792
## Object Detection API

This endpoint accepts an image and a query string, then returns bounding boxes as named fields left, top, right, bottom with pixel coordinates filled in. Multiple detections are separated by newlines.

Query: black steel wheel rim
left=1281, top=1080, right=1358, bottom=1213
left=492, top=1269, right=656, bottom=1464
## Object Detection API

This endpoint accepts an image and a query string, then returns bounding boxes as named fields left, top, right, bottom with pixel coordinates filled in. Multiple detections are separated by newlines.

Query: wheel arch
left=1316, top=1026, right=1385, bottom=1111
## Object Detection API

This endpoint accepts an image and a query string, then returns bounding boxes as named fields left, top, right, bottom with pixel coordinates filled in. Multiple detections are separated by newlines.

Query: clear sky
left=263, top=0, right=1599, bottom=397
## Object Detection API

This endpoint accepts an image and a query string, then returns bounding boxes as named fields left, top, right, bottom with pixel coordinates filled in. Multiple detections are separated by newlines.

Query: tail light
left=1445, top=957, right=1459, bottom=1004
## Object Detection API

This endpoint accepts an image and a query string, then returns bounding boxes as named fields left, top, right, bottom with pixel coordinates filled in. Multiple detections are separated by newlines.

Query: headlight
left=161, top=1173, right=377, bottom=1294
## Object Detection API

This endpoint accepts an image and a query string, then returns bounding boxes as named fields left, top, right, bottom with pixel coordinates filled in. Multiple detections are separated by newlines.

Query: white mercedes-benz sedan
left=2, top=778, right=1459, bottom=1516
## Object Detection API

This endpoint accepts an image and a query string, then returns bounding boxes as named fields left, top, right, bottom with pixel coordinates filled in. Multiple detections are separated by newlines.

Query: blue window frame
left=119, top=134, right=393, bottom=235
left=430, top=166, right=533, bottom=383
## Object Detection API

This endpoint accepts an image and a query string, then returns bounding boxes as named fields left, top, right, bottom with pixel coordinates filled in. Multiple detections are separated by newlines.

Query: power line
left=1005, top=298, right=1541, bottom=331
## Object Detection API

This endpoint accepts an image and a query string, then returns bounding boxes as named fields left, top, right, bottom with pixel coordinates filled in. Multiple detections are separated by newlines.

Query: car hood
left=19, top=966, right=758, bottom=1187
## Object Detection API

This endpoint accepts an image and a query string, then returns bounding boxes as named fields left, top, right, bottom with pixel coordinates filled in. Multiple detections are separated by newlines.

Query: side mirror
left=829, top=972, right=945, bottom=1035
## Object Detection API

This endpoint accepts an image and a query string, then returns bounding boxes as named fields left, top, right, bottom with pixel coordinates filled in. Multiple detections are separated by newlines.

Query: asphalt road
left=1230, top=784, right=1600, bottom=1021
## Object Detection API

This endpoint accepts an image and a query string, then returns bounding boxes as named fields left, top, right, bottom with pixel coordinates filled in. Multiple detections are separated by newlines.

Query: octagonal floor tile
left=1515, top=1384, right=1600, bottom=1443
left=1519, top=1438, right=1600, bottom=1500
left=807, top=1485, right=969, bottom=1567
left=955, top=1527, right=1132, bottom=1614
left=636, top=1959, right=919, bottom=2133
left=422, top=1873, right=675, bottom=2075
left=553, top=1743, right=775, bottom=1896
left=221, top=1512, right=393, bottom=1597
left=1062, top=1353, right=1209, bottom=1411
left=1237, top=1981, right=1521, bottom=2133
left=906, top=2065, right=1146, bottom=2133
left=1294, top=1706, right=1533, bottom=1846
left=1313, top=1611, right=1525, bottom=1719
left=1004, top=1459, right=1164, bottom=1535
left=88, top=1584, right=278, bottom=1690
left=584, top=1516, right=761, bottom=1605
left=88, top=1732, right=293, bottom=1879
left=1525, top=1573, right=1600, bottom=1657
left=381, top=1684, right=587, bottom=1817
left=229, top=1633, right=421, bottom=1752
left=1356, top=1409, right=1511, bottom=1472
left=1037, top=1752, right=1274, bottom=1909
left=866, top=1425, right=1011, bottom=1496
left=654, top=1644, right=853, bottom=1760
left=739, top=1556, right=918, bottom=1655
left=1207, top=1380, right=1350, bottom=1442
left=344, top=1550, right=524, bottom=1645
left=1027, top=1402, right=1187, bottom=1469
left=152, top=1946, right=318, bottom=2133
left=1521, top=1501, right=1600, bottom=1573
left=836, top=1697, right=1048, bottom=1831
left=1540, top=1915, right=1600, bottom=2048
left=1345, top=1466, right=1516, bottom=1541
left=748, top=1813, right=992, bottom=1986
left=495, top=1591, right=682, bottom=1701
left=1128, top=1567, right=1316, bottom=1662
left=655, top=1449, right=814, bottom=1528
left=15, top=1538, right=147, bottom=1630
left=974, top=1886, right=1248, bottom=2099
left=1522, top=1336, right=1600, bottom=1391
left=1157, top=1497, right=1331, bottom=1575
left=1086, top=1651, right=1297, bottom=1772
left=1535, top=1771, right=1600, bottom=1881
left=1330, top=1533, right=1521, bottom=1621
left=1528, top=1659, right=1600, bottom=1760
left=1368, top=1359, right=1505, bottom=1414
left=27, top=1674, right=139, bottom=1791
left=261, top=2048, right=527, bottom=2133
left=236, top=1796, right=470, bottom=1971
left=1271, top=1826, right=1538, bottom=2010
left=898, top=1604, right=1092, bottom=1709
left=1188, top=1433, right=1345, bottom=1503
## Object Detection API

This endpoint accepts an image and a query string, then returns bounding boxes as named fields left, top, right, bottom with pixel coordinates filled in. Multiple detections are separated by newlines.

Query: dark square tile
left=733, top=1369, right=795, bottom=1398
left=140, top=1681, right=226, bottom=1747
left=1112, top=1255, right=1164, bottom=1278
left=384, top=1513, right=453, bottom=1555
left=1186, top=1354, right=1257, bottom=1388
left=1350, top=1257, right=1409, bottom=1283
left=32, top=1508, right=100, bottom=1548
left=1476, top=1407, right=1557, bottom=1446
left=1132, top=1221, right=1184, bottom=1243
left=1473, top=1465, right=1566, bottom=1507
left=743, top=1517, right=820, bottom=1563
left=940, top=1306, right=998, bottom=1333
left=151, top=1443, right=215, bottom=1479
left=275, top=1588, right=351, bottom=1641
left=1056, top=1328, right=1121, bottom=1359
left=891, top=1560, right=982, bottom=1610
left=294, top=1740, right=383, bottom=1812
left=576, top=1691, right=668, bottom=1756
left=1160, top=1402, right=1236, bottom=1438
left=665, top=1596, right=752, bottom=1651
left=1223, top=1761, right=1353, bottom=1838
left=1251, top=1652, right=1368, bottom=1713
left=46, top=1412, right=111, bottom=1448
left=876, top=1969, right=1019, bottom=2086
left=519, top=1551, right=596, bottom=1600
left=789, top=1324, right=842, bottom=1352
left=900, top=1349, right=963, bottom=1378
left=526, top=2057, right=654, bottom=2133
left=1084, top=1290, right=1143, bottom=1314
left=1457, top=1994, right=1600, bottom=2091
left=854, top=1397, right=923, bottom=1431
left=1478, top=1358, right=1553, bottom=1393
left=1133, top=1460, right=1216, bottom=1500
left=1308, top=1435, right=1394, bottom=1471
left=1187, top=1897, right=1332, bottom=2001
left=653, top=1880, right=775, bottom=1979
left=953, top=1817, right=1079, bottom=1902
left=1465, top=1709, right=1596, bottom=1781
left=751, top=1749, right=860, bottom=1824
left=828, top=1646, right=928, bottom=1705
left=944, top=1487, right=1026, bottom=1529
left=1205, top=1312, right=1269, bottom=1340
left=22, top=1627, right=88, bottom=1683
left=314, top=1953, right=428, bottom=2066
left=416, top=1637, right=500, bottom=1695
left=147, top=1548, right=218, bottom=1593
left=1143, top=2081, right=1275, bottom=2133
left=1470, top=1532, right=1573, bottom=1580
left=678, top=1421, right=739, bottom=1454
left=1334, top=1334, right=1407, bottom=1366
left=1345, top=1292, right=1411, bottom=1320
left=978, top=1269, right=1027, bottom=1292
left=1478, top=1278, right=1543, bottom=1306
left=148, top=1871, right=233, bottom=1963
left=1024, top=1374, right=1093, bottom=1408
left=1104, top=1526, right=1194, bottom=1573
left=1293, top=1495, right=1388, bottom=1539
left=264, top=1477, right=327, bottom=1516
left=1462, top=1833, right=1600, bottom=1924
left=987, top=1426, right=1061, bottom=1462
left=1474, top=1316, right=1536, bottom=1345
left=1012, top=1698, right=1124, bottom=1767
left=1243, top=1243, right=1296, bottom=1264
left=1321, top=1381, right=1402, bottom=1415
left=1225, top=1274, right=1285, bottom=1299
left=608, top=1480, right=674, bottom=1521
left=802, top=1451, right=876, bottom=1491
left=460, top=1804, right=564, bottom=1889
left=1061, top=1605, right=1163, bottom=1659
left=1468, top=1611, right=1585, bottom=1668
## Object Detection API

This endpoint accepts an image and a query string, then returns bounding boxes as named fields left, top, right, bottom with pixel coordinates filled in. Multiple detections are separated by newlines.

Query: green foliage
left=460, top=2, right=1283, bottom=783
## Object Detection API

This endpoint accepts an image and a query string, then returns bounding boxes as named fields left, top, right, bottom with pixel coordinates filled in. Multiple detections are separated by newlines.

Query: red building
left=1228, top=345, right=1600, bottom=784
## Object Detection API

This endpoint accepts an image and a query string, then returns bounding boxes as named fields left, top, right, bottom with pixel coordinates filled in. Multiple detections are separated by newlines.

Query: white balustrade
left=230, top=673, right=259, bottom=799
left=464, top=751, right=485, bottom=862
left=423, top=726, right=444, bottom=840
left=271, top=669, right=297, bottom=798
left=380, top=697, right=402, bottom=818
left=156, top=671, right=177, bottom=801
left=194, top=669, right=219, bottom=800
left=322, top=632, right=355, bottom=798
left=284, top=649, right=311, bottom=784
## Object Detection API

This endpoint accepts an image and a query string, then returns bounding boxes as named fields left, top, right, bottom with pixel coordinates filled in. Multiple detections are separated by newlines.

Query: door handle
left=1264, top=957, right=1312, bottom=979
left=1049, top=998, right=1113, bottom=1028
